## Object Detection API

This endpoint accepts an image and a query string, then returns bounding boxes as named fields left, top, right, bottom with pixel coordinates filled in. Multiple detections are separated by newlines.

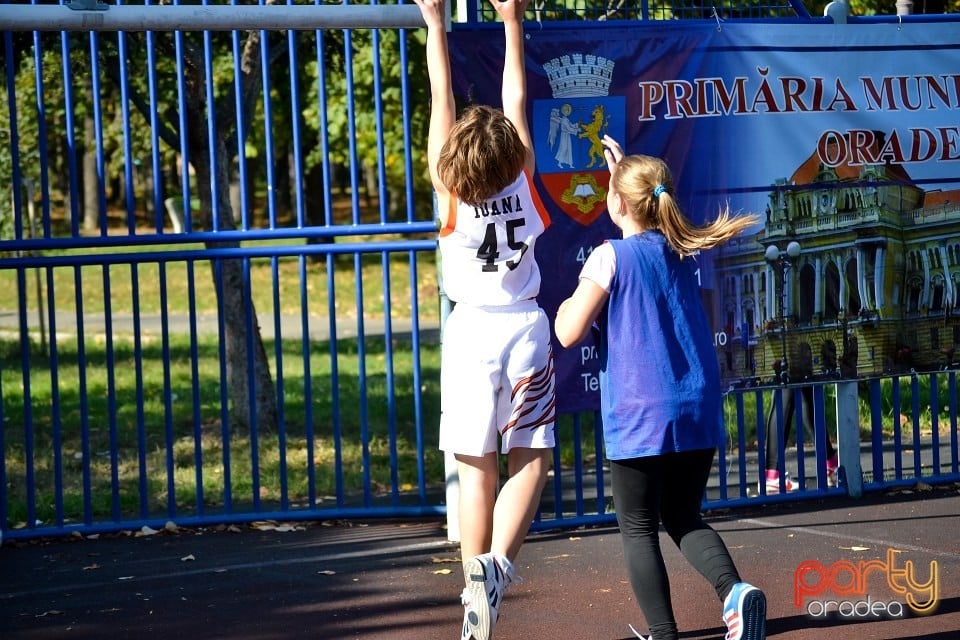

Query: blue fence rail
left=2, top=1, right=959, bottom=542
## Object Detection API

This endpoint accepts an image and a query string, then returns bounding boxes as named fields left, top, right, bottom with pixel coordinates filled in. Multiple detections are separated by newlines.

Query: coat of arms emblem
left=534, top=54, right=626, bottom=226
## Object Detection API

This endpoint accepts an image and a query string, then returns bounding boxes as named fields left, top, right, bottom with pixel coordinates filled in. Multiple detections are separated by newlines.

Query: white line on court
left=739, top=517, right=960, bottom=560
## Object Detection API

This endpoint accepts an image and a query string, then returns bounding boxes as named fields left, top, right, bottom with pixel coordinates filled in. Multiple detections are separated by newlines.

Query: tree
left=91, top=27, right=281, bottom=435
left=162, top=29, right=279, bottom=434
left=302, top=27, right=433, bottom=222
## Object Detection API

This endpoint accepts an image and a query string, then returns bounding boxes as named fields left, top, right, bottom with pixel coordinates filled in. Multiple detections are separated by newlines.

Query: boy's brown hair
left=436, top=105, right=527, bottom=207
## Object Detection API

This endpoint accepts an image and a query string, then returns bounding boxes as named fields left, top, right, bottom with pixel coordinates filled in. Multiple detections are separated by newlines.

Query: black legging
left=611, top=448, right=741, bottom=640
left=764, top=386, right=836, bottom=471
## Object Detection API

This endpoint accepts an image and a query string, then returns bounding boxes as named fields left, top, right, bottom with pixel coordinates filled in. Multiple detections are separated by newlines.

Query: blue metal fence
left=2, top=1, right=959, bottom=543
left=1, top=2, right=445, bottom=540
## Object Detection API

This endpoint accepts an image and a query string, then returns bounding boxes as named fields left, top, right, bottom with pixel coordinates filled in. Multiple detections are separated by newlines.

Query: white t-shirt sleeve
left=579, top=242, right=616, bottom=292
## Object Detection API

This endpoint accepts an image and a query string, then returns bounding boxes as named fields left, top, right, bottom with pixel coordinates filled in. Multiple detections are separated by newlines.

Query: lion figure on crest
left=578, top=104, right=609, bottom=169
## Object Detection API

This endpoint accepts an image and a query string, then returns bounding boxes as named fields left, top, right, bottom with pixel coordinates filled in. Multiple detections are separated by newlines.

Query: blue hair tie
left=653, top=184, right=667, bottom=198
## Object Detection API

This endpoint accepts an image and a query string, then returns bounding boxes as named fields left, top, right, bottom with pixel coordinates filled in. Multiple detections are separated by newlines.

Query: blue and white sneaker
left=722, top=582, right=766, bottom=640
left=460, top=607, right=473, bottom=640
left=460, top=553, right=516, bottom=640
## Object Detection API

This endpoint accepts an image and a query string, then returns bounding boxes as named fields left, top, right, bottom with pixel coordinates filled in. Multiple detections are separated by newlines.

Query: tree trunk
left=229, top=176, right=242, bottom=225
left=111, top=29, right=280, bottom=435
left=82, top=111, right=99, bottom=232
left=303, top=156, right=332, bottom=262
left=275, top=144, right=291, bottom=220
left=193, top=141, right=278, bottom=435
left=181, top=30, right=278, bottom=435
left=362, top=160, right=376, bottom=211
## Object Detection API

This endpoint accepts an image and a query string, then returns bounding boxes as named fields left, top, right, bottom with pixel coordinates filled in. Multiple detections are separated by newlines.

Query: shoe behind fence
left=761, top=470, right=796, bottom=494
left=826, top=453, right=839, bottom=487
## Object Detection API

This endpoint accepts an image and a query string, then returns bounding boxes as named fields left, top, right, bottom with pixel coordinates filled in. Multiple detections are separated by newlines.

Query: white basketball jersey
left=439, top=170, right=550, bottom=306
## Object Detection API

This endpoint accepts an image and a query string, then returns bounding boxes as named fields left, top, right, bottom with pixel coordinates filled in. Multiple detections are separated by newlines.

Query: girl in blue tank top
left=555, top=135, right=767, bottom=640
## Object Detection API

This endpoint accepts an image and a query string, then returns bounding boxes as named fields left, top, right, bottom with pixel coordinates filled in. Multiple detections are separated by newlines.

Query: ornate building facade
left=713, top=139, right=960, bottom=385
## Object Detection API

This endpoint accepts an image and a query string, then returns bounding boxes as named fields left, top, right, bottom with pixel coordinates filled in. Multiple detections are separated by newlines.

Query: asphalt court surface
left=2, top=484, right=959, bottom=639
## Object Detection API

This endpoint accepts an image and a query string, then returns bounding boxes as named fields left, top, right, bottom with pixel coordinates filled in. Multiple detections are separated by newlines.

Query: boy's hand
left=489, top=0, right=529, bottom=23
left=413, top=0, right=446, bottom=29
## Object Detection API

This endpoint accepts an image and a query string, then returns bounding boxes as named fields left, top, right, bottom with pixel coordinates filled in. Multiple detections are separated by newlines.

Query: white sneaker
left=461, top=553, right=516, bottom=640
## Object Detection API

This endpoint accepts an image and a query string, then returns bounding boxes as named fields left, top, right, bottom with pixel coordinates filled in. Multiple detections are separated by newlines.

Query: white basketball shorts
left=439, top=299, right=557, bottom=456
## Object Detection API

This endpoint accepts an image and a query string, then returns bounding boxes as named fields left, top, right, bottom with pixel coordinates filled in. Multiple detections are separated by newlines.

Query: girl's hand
left=601, top=134, right=624, bottom=173
left=489, top=0, right=530, bottom=23
left=413, top=0, right=446, bottom=30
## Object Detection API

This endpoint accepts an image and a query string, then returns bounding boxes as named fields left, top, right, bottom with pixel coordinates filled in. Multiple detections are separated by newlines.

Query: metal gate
left=2, top=0, right=959, bottom=543
left=0, top=2, right=443, bottom=541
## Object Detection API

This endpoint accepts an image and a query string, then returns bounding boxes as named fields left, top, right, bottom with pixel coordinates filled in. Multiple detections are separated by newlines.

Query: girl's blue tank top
left=597, top=231, right=724, bottom=460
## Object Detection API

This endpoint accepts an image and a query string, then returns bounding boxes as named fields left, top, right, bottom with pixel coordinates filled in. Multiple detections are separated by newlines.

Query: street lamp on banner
left=765, top=241, right=801, bottom=385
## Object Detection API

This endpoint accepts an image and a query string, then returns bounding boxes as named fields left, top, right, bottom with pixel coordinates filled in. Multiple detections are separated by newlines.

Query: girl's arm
left=414, top=0, right=455, bottom=196
left=491, top=0, right=535, bottom=174
left=554, top=279, right=609, bottom=348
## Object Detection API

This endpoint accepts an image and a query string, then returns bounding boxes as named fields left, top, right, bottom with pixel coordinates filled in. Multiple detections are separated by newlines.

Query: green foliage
left=1, top=332, right=443, bottom=523
left=875, top=374, right=956, bottom=431
left=5, top=2, right=955, bottom=231
left=804, top=0, right=960, bottom=15
left=1, top=24, right=432, bottom=229
left=302, top=28, right=433, bottom=213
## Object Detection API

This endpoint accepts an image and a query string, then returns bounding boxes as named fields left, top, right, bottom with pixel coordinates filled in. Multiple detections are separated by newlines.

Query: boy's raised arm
left=491, top=0, right=535, bottom=174
left=414, top=0, right=455, bottom=196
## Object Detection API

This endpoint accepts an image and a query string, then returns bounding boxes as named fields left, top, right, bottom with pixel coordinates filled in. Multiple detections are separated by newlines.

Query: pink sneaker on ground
left=826, top=454, right=839, bottom=487
left=761, top=470, right=796, bottom=494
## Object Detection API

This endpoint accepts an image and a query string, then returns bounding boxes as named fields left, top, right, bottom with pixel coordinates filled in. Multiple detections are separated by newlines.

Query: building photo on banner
left=450, top=21, right=960, bottom=408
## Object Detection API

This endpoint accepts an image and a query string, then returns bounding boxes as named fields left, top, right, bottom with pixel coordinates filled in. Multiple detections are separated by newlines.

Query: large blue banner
left=449, top=23, right=960, bottom=412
